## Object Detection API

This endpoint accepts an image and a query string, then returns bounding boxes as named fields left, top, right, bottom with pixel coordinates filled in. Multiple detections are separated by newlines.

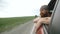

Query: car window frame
left=48, top=0, right=60, bottom=34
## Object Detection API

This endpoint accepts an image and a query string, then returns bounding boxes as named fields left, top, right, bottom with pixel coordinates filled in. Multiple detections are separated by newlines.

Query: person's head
left=40, top=5, right=52, bottom=17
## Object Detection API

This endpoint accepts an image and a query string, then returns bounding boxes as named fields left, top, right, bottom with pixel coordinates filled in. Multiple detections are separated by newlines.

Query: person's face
left=40, top=9, right=48, bottom=17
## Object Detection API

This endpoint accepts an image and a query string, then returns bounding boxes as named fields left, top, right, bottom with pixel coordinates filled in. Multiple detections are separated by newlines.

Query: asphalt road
left=1, top=20, right=35, bottom=34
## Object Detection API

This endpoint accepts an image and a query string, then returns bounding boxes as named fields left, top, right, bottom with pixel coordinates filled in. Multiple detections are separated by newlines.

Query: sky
left=0, top=0, right=50, bottom=18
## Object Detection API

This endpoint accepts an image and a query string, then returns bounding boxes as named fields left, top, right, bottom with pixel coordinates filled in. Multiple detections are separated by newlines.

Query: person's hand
left=33, top=17, right=40, bottom=23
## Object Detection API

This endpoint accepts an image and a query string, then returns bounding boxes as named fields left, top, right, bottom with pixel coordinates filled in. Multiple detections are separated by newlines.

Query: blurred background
left=0, top=0, right=50, bottom=34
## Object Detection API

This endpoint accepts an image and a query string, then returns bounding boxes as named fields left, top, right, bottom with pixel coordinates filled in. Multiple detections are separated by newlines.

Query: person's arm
left=34, top=17, right=51, bottom=32
left=33, top=17, right=40, bottom=23
left=42, top=17, right=51, bottom=24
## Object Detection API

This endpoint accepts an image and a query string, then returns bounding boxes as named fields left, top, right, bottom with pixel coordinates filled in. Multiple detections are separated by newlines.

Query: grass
left=0, top=16, right=34, bottom=33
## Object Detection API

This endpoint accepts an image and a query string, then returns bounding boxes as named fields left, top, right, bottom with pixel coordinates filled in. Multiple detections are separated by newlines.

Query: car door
left=48, top=0, right=60, bottom=34
left=43, top=0, right=60, bottom=34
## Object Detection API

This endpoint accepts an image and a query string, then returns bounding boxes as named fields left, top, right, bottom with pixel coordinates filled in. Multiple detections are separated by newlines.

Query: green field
left=0, top=16, right=34, bottom=33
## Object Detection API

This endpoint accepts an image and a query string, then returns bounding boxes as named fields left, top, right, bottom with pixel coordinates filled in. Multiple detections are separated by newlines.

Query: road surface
left=1, top=20, right=35, bottom=34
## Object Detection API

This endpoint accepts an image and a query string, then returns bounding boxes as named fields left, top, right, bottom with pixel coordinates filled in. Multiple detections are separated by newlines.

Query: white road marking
left=30, top=24, right=36, bottom=34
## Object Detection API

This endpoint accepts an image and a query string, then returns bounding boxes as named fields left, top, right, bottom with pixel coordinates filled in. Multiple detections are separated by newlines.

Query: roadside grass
left=0, top=16, right=34, bottom=33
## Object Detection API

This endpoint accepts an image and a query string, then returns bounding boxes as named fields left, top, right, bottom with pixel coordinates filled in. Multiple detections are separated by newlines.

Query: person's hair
left=40, top=5, right=49, bottom=11
left=40, top=5, right=52, bottom=17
